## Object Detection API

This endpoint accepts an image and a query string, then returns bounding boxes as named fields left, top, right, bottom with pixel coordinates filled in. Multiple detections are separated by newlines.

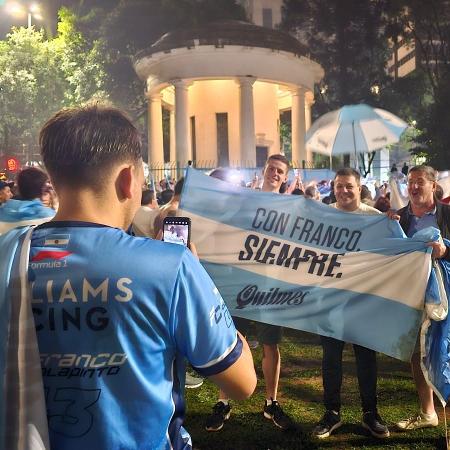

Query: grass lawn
left=185, top=329, right=449, bottom=450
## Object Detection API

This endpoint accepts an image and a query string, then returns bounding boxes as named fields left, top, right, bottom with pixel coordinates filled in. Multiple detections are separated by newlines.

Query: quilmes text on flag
left=179, top=168, right=433, bottom=362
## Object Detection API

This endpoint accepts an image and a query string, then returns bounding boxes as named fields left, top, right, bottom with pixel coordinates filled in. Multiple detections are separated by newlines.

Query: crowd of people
left=1, top=103, right=449, bottom=450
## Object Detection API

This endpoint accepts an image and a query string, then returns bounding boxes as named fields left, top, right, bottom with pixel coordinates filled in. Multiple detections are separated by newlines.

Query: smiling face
left=262, top=159, right=288, bottom=193
left=334, top=175, right=361, bottom=211
left=407, top=170, right=436, bottom=209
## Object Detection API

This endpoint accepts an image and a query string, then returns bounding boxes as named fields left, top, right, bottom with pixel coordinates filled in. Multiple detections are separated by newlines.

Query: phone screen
left=163, top=217, right=190, bottom=247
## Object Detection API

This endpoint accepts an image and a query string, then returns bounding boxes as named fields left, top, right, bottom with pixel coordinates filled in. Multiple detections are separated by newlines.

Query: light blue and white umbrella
left=305, top=104, right=408, bottom=158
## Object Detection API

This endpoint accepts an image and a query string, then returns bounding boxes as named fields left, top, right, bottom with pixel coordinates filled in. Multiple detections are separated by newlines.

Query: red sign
left=6, top=157, right=20, bottom=173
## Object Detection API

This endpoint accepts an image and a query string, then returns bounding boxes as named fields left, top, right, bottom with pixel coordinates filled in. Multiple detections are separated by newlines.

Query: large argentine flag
left=179, top=168, right=432, bottom=361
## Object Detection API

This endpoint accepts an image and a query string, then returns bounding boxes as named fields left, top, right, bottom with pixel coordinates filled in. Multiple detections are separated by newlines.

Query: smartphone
left=163, top=217, right=191, bottom=247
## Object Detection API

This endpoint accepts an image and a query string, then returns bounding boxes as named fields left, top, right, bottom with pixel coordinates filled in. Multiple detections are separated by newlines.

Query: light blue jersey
left=29, top=221, right=241, bottom=450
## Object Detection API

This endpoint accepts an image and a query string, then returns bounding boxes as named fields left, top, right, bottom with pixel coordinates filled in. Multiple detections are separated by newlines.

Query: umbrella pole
left=351, top=121, right=358, bottom=171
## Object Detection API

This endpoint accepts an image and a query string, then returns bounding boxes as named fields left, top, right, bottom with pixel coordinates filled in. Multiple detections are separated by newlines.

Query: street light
left=5, top=2, right=42, bottom=28
left=370, top=83, right=380, bottom=96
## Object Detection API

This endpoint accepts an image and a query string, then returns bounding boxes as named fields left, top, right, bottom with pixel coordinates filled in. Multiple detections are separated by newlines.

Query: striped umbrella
left=305, top=104, right=408, bottom=159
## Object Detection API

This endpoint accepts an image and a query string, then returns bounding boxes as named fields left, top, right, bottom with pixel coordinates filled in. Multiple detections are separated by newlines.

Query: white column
left=305, top=91, right=315, bottom=164
left=169, top=108, right=176, bottom=162
left=173, top=80, right=191, bottom=165
left=147, top=93, right=164, bottom=166
left=291, top=86, right=306, bottom=168
left=238, top=76, right=256, bottom=167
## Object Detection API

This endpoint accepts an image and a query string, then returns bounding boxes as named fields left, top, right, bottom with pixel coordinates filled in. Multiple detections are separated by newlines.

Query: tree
left=386, top=0, right=450, bottom=169
left=0, top=27, right=65, bottom=159
left=52, top=7, right=108, bottom=105
left=282, top=0, right=390, bottom=114
left=281, top=0, right=392, bottom=171
left=0, top=11, right=108, bottom=163
left=73, top=0, right=247, bottom=114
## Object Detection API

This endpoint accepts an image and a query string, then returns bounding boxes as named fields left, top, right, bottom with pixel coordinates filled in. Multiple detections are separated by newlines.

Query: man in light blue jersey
left=0, top=167, right=54, bottom=234
left=28, top=104, right=256, bottom=450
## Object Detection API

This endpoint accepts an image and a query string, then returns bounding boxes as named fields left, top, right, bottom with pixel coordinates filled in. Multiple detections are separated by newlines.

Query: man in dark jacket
left=393, top=165, right=450, bottom=430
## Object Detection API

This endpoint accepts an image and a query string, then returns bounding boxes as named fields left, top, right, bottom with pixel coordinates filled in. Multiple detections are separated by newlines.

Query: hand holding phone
left=163, top=217, right=191, bottom=247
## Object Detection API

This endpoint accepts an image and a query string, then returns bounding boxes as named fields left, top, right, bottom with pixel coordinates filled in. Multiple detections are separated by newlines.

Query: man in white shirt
left=132, top=189, right=159, bottom=237
left=313, top=168, right=390, bottom=440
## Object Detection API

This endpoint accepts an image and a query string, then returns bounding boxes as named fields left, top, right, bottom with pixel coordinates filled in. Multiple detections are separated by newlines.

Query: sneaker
left=205, top=401, right=231, bottom=432
left=185, top=372, right=203, bottom=389
left=362, top=411, right=390, bottom=438
left=396, top=412, right=438, bottom=430
left=263, top=399, right=294, bottom=430
left=313, top=410, right=342, bottom=439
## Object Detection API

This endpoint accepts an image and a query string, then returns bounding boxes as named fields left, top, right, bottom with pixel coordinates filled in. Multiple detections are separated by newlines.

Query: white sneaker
left=185, top=373, right=204, bottom=389
left=396, top=413, right=438, bottom=430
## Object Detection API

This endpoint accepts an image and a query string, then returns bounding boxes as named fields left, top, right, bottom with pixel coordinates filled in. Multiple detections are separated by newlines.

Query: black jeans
left=320, top=335, right=377, bottom=413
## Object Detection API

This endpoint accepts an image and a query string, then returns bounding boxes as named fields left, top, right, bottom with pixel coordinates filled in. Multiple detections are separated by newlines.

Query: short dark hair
left=265, top=154, right=290, bottom=171
left=17, top=167, right=48, bottom=200
left=334, top=168, right=361, bottom=185
left=159, top=189, right=174, bottom=205
left=291, top=188, right=304, bottom=196
left=360, top=184, right=372, bottom=200
left=409, top=165, right=437, bottom=182
left=174, top=177, right=184, bottom=196
left=374, top=196, right=391, bottom=212
left=39, top=104, right=142, bottom=189
left=141, top=189, right=155, bottom=205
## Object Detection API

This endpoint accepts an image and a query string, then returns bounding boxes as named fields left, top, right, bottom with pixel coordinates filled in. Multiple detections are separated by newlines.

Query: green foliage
left=417, top=71, right=450, bottom=169
left=281, top=0, right=393, bottom=173
left=52, top=8, right=108, bottom=105
left=384, top=0, right=450, bottom=167
left=101, top=0, right=246, bottom=55
left=282, top=0, right=390, bottom=116
left=0, top=27, right=64, bottom=156
left=386, top=0, right=450, bottom=98
left=282, top=0, right=450, bottom=169
left=0, top=11, right=108, bottom=161
left=279, top=119, right=292, bottom=161
left=93, top=0, right=246, bottom=112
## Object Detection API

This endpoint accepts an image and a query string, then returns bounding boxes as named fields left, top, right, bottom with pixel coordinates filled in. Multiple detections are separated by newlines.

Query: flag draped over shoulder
left=0, top=227, right=49, bottom=450
left=421, top=256, right=450, bottom=406
left=179, top=168, right=432, bottom=362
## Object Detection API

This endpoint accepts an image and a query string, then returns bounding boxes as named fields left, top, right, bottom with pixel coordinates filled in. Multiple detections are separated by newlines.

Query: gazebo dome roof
left=135, top=20, right=310, bottom=60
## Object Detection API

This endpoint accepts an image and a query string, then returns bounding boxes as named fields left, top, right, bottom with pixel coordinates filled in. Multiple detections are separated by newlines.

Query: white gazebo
left=134, top=20, right=324, bottom=168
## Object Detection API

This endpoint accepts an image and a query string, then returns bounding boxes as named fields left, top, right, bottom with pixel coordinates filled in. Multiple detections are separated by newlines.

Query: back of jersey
left=29, top=222, right=238, bottom=450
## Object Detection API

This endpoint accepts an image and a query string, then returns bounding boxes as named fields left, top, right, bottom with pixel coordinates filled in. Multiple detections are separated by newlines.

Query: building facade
left=134, top=19, right=323, bottom=169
